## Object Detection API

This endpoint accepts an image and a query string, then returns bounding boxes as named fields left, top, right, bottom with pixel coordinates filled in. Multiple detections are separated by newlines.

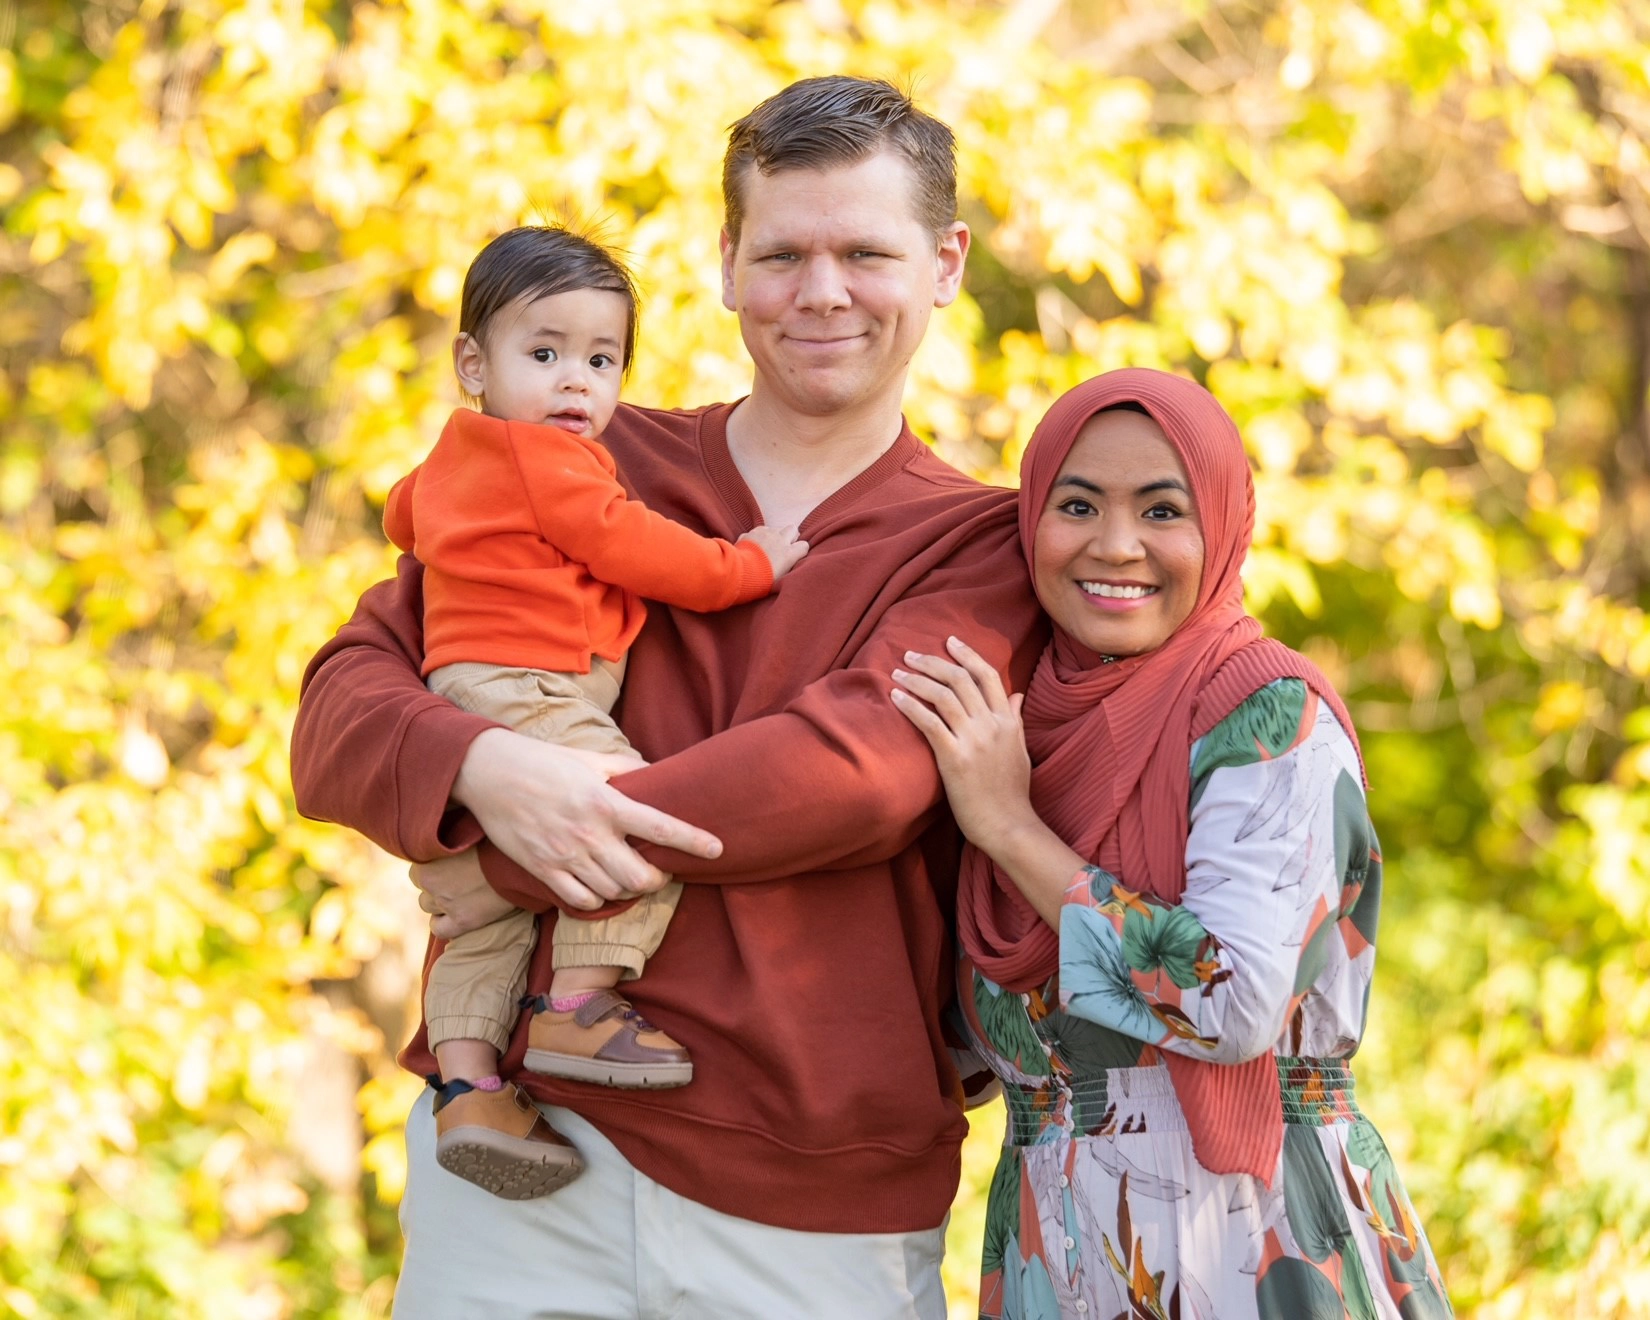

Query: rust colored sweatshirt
left=384, top=408, right=773, bottom=676
left=292, top=401, right=1044, bottom=1234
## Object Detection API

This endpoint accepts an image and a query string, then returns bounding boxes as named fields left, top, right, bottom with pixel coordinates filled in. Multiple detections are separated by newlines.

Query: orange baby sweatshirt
left=384, top=408, right=774, bottom=676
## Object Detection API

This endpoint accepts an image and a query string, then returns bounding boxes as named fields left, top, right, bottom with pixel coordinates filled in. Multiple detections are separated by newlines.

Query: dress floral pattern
left=958, top=680, right=1453, bottom=1320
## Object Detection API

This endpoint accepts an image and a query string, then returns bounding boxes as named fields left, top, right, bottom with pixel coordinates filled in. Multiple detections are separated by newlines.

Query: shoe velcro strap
left=430, top=1076, right=477, bottom=1113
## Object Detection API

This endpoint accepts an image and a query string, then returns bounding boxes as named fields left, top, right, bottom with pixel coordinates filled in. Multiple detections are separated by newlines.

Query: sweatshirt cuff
left=729, top=538, right=775, bottom=605
left=477, top=839, right=643, bottom=919
left=477, top=840, right=551, bottom=913
left=393, top=700, right=502, bottom=859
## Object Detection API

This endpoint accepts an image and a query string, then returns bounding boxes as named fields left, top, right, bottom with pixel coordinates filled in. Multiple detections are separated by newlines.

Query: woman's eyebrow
left=1051, top=476, right=1189, bottom=496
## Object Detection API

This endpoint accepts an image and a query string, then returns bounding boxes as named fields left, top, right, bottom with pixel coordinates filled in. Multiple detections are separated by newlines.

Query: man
left=292, top=76, right=1043, bottom=1318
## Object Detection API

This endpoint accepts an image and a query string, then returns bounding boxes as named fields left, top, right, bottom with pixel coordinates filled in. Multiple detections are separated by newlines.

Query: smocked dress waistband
left=1001, top=1056, right=1360, bottom=1147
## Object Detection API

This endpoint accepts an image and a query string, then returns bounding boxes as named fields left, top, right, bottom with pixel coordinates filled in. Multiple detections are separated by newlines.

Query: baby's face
left=460, top=287, right=629, bottom=438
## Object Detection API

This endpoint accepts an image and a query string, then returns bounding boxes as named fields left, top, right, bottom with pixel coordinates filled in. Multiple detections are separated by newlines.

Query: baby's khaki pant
left=421, top=658, right=681, bottom=1053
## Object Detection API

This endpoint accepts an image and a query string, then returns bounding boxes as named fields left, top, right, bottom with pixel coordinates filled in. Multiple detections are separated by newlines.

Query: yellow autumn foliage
left=6, top=2, right=1650, bottom=1316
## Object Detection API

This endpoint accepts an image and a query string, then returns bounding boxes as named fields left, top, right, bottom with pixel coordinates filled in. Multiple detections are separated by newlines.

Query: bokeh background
left=5, top=0, right=1650, bottom=1315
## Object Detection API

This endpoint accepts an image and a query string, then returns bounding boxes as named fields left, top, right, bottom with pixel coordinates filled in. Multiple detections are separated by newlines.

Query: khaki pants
left=394, top=1092, right=949, bottom=1319
left=422, top=659, right=681, bottom=1052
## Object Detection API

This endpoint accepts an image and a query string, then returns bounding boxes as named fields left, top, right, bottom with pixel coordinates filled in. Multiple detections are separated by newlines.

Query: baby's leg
left=423, top=910, right=581, bottom=1198
left=428, top=659, right=692, bottom=1087
left=424, top=909, right=538, bottom=1081
left=428, top=656, right=643, bottom=1015
left=549, top=881, right=683, bottom=989
left=484, top=654, right=664, bottom=1005
left=528, top=884, right=690, bottom=1087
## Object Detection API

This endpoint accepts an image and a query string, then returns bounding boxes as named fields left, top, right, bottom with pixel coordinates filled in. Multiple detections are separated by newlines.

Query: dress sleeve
left=511, top=427, right=773, bottom=610
left=1057, top=680, right=1379, bottom=1064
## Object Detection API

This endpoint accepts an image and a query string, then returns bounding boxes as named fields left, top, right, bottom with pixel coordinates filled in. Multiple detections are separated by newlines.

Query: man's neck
left=724, top=386, right=908, bottom=529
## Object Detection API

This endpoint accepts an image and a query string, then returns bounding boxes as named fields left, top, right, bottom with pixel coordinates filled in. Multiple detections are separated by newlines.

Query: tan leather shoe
left=523, top=989, right=693, bottom=1088
left=433, top=1080, right=583, bottom=1199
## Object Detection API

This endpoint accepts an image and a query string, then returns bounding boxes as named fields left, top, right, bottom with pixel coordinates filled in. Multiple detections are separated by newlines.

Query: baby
left=384, top=226, right=806, bottom=1198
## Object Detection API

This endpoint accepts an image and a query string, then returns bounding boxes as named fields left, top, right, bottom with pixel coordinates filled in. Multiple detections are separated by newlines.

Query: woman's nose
left=1090, top=518, right=1143, bottom=562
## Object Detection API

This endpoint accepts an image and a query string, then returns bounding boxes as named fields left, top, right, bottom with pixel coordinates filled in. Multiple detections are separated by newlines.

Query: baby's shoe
left=523, top=989, right=693, bottom=1088
left=433, top=1078, right=583, bottom=1199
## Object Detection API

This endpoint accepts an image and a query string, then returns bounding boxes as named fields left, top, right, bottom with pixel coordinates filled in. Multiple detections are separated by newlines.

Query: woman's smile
left=1076, top=579, right=1161, bottom=610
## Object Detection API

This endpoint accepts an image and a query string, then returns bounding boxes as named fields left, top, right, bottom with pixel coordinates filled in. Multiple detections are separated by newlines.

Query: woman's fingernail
left=904, top=650, right=920, bottom=663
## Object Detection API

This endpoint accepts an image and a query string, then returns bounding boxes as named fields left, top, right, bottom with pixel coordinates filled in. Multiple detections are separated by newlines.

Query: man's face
left=720, top=152, right=968, bottom=419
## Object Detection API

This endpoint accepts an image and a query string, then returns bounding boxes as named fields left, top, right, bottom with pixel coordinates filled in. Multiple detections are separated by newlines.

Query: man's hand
left=449, top=727, right=724, bottom=909
left=411, top=850, right=516, bottom=940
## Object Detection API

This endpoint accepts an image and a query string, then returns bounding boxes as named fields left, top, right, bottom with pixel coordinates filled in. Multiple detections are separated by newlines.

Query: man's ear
left=452, top=332, right=487, bottom=400
left=719, top=228, right=738, bottom=312
left=932, top=221, right=970, bottom=309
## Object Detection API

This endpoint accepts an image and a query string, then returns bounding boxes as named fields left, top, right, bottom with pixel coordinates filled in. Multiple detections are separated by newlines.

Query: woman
left=892, top=369, right=1452, bottom=1319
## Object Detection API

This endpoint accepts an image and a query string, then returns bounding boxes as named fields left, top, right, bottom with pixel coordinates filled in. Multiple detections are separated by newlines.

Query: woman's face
left=1031, top=409, right=1205, bottom=657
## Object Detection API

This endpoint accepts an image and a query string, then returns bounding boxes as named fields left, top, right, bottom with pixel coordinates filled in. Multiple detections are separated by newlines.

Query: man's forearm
left=290, top=556, right=497, bottom=861
left=615, top=703, right=945, bottom=883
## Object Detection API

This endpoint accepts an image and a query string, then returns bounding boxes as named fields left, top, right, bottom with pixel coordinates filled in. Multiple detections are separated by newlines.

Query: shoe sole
left=523, top=1049, right=694, bottom=1088
left=434, top=1126, right=584, bottom=1200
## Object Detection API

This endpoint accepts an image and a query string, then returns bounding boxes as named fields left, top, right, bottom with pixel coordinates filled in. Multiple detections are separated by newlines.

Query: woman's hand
left=411, top=850, right=517, bottom=940
left=890, top=635, right=1038, bottom=855
left=450, top=727, right=724, bottom=910
left=891, top=635, right=1088, bottom=929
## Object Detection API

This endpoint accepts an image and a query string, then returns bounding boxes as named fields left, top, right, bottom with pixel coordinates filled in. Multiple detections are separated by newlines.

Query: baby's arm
left=510, top=423, right=785, bottom=610
left=738, top=524, right=808, bottom=582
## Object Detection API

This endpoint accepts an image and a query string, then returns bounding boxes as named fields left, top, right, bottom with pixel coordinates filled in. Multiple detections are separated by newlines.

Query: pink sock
left=471, top=1074, right=503, bottom=1092
left=549, top=990, right=600, bottom=1013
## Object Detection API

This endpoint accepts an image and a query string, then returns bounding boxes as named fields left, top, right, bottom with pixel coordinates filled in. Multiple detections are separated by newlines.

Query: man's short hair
left=721, top=76, right=957, bottom=249
left=459, top=226, right=640, bottom=371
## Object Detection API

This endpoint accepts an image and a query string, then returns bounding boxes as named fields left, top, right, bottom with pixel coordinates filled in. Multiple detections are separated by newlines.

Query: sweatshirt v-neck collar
left=698, top=401, right=921, bottom=538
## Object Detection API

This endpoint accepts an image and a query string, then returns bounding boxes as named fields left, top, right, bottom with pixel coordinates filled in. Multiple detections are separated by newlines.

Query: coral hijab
left=956, top=368, right=1363, bottom=1181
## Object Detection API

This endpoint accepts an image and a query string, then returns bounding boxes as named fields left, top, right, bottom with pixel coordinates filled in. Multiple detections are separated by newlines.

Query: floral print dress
left=958, top=680, right=1453, bottom=1320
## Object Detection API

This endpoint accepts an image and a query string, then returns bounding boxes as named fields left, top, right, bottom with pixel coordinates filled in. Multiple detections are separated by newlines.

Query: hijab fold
left=957, top=369, right=1365, bottom=1183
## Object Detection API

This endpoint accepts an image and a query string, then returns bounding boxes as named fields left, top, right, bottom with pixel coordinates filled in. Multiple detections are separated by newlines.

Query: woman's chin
left=1040, top=586, right=1195, bottom=658
left=1046, top=613, right=1162, bottom=658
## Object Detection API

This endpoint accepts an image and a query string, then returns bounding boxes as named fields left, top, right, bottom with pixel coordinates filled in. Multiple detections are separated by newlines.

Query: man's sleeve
left=478, top=514, right=1046, bottom=910
left=513, top=428, right=773, bottom=610
left=290, top=554, right=496, bottom=864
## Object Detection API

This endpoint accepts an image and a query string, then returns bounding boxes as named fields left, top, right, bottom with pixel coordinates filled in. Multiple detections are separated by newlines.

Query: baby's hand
left=740, top=523, right=809, bottom=584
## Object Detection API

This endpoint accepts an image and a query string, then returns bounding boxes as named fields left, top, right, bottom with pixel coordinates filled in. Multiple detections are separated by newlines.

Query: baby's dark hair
left=459, top=226, right=639, bottom=370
